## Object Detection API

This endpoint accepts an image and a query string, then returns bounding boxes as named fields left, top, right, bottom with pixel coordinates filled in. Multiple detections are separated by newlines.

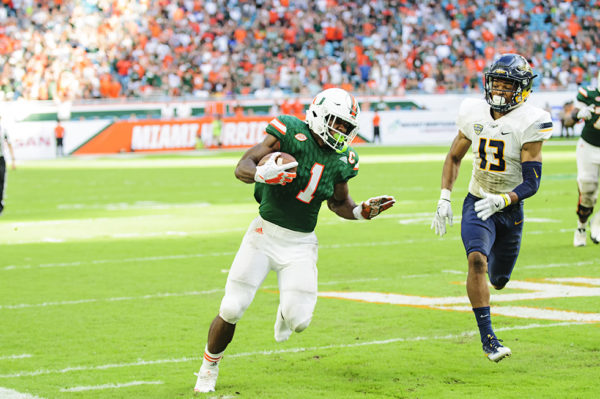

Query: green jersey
left=576, top=86, right=600, bottom=147
left=254, top=115, right=359, bottom=232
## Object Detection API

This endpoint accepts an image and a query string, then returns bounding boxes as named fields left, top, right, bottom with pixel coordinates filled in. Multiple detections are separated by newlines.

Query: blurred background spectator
left=0, top=0, right=598, bottom=102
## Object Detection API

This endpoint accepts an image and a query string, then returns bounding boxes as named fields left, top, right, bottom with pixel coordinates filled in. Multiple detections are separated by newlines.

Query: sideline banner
left=10, top=120, right=111, bottom=160
left=73, top=115, right=365, bottom=155
left=5, top=90, right=582, bottom=159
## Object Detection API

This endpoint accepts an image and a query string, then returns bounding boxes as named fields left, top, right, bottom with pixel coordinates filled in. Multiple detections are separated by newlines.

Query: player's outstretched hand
left=255, top=152, right=298, bottom=185
left=474, top=189, right=511, bottom=221
left=354, top=195, right=395, bottom=220
left=431, top=199, right=453, bottom=236
left=577, top=104, right=595, bottom=121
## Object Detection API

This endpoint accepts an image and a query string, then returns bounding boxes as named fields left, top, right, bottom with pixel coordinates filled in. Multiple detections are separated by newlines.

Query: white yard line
left=60, top=380, right=163, bottom=392
left=0, top=290, right=223, bottom=310
left=0, top=354, right=32, bottom=360
left=0, top=321, right=584, bottom=379
left=522, top=260, right=598, bottom=269
left=0, top=387, right=45, bottom=399
left=0, top=277, right=410, bottom=310
left=2, top=230, right=579, bottom=272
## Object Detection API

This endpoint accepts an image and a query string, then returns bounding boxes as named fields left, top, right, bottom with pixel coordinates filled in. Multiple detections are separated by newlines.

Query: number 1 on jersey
left=296, top=163, right=324, bottom=203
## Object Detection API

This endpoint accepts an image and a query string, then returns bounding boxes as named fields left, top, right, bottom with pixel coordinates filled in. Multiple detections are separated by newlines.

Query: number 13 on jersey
left=478, top=138, right=506, bottom=172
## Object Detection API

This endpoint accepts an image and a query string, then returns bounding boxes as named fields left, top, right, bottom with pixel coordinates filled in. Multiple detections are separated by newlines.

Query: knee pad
left=281, top=304, right=313, bottom=333
left=578, top=181, right=598, bottom=208
left=292, top=316, right=312, bottom=333
left=490, top=276, right=509, bottom=290
left=219, top=296, right=244, bottom=324
left=219, top=280, right=255, bottom=324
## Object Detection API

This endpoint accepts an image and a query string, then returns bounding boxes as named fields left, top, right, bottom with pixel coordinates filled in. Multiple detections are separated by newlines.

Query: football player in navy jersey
left=431, top=54, right=553, bottom=362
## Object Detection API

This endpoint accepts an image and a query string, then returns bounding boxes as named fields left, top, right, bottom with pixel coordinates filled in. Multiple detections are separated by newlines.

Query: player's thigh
left=226, top=219, right=271, bottom=289
left=461, top=194, right=496, bottom=256
left=277, top=242, right=318, bottom=315
left=220, top=219, right=271, bottom=322
left=576, top=138, right=600, bottom=185
left=488, top=204, right=524, bottom=283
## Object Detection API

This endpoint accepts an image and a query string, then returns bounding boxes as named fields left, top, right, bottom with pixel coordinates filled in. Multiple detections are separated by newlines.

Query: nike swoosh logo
left=515, top=220, right=523, bottom=225
left=501, top=131, right=510, bottom=135
left=479, top=314, right=489, bottom=318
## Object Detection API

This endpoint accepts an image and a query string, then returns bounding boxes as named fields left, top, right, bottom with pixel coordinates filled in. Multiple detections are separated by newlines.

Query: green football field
left=1, top=143, right=599, bottom=399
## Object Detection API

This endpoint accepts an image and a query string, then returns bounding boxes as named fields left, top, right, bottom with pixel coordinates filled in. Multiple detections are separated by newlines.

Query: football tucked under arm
left=254, top=152, right=298, bottom=185
left=353, top=195, right=396, bottom=220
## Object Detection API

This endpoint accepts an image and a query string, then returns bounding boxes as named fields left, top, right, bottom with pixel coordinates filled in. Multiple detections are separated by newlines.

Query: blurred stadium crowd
left=0, top=0, right=598, bottom=102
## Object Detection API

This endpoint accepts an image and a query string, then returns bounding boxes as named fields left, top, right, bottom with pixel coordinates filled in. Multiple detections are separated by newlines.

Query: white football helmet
left=306, top=88, right=360, bottom=152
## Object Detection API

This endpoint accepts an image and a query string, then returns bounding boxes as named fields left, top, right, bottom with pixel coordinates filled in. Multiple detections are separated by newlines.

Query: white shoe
left=194, top=364, right=218, bottom=393
left=591, top=214, right=600, bottom=244
left=574, top=227, right=587, bottom=247
left=274, top=305, right=292, bottom=343
left=482, top=334, right=512, bottom=363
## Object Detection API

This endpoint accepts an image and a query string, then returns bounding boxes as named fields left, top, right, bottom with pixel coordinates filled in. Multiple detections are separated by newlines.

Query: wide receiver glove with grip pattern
left=431, top=189, right=453, bottom=236
left=353, top=196, right=396, bottom=220
left=254, top=152, right=298, bottom=185
left=474, top=189, right=511, bottom=221
left=577, top=104, right=595, bottom=121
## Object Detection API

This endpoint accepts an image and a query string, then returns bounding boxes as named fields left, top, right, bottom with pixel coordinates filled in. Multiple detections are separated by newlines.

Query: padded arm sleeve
left=513, top=161, right=542, bottom=201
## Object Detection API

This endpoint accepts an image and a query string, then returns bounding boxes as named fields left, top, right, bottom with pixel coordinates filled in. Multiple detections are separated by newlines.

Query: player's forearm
left=234, top=158, right=258, bottom=184
left=327, top=197, right=357, bottom=220
left=441, top=155, right=461, bottom=191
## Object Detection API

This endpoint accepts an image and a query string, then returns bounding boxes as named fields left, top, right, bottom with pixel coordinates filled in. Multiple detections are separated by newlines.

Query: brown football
left=258, top=152, right=297, bottom=173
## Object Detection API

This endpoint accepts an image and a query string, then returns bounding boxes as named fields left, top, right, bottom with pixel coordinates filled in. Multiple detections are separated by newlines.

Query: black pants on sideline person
left=0, top=156, right=5, bottom=214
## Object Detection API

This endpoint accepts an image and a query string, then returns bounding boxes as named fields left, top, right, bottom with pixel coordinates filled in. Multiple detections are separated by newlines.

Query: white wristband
left=353, top=205, right=365, bottom=220
left=440, top=188, right=451, bottom=202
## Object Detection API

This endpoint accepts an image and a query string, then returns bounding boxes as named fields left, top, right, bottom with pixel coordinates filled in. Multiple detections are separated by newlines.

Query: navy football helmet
left=484, top=54, right=537, bottom=112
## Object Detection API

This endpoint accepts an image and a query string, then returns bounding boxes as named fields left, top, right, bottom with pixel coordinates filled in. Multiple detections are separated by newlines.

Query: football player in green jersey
left=194, top=88, right=395, bottom=393
left=572, top=71, right=600, bottom=246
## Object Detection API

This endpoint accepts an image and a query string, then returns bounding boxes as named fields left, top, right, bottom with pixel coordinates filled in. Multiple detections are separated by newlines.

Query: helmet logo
left=518, top=63, right=532, bottom=73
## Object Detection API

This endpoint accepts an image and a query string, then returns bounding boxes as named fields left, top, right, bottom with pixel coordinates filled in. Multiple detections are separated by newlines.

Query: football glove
left=254, top=152, right=298, bottom=185
left=474, top=189, right=511, bottom=221
left=353, top=195, right=395, bottom=220
left=577, top=104, right=595, bottom=121
left=431, top=190, right=453, bottom=236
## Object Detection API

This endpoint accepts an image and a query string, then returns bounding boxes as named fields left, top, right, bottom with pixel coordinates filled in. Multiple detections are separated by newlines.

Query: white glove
left=577, top=104, right=595, bottom=121
left=353, top=195, right=396, bottom=220
left=473, top=189, right=511, bottom=221
left=254, top=152, right=298, bottom=185
left=431, top=189, right=453, bottom=236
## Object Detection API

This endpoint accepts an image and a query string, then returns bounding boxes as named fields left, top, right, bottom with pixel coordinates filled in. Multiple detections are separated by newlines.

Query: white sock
left=202, top=345, right=224, bottom=368
left=578, top=220, right=586, bottom=229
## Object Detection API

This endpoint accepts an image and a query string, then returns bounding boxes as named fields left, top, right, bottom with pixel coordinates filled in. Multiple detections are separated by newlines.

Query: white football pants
left=219, top=216, right=318, bottom=332
left=576, top=138, right=600, bottom=207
